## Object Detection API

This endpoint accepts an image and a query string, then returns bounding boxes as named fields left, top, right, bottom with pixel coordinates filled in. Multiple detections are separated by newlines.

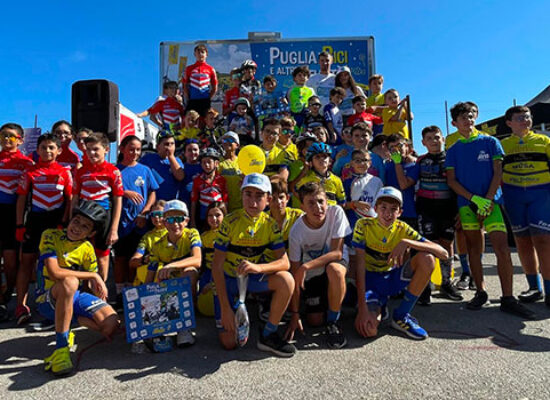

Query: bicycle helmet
left=199, top=147, right=221, bottom=161
left=296, top=131, right=318, bottom=144
left=234, top=97, right=251, bottom=108
left=240, top=59, right=257, bottom=70
left=306, top=142, right=331, bottom=161
left=73, top=200, right=107, bottom=229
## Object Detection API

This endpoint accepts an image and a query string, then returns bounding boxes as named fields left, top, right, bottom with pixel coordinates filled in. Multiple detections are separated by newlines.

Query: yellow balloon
left=197, top=289, right=215, bottom=317
left=237, top=145, right=266, bottom=175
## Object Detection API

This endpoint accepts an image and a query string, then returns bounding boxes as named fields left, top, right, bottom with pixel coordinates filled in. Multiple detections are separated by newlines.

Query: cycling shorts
left=458, top=204, right=507, bottom=233
left=363, top=260, right=413, bottom=308
left=503, top=187, right=550, bottom=236
left=36, top=288, right=108, bottom=323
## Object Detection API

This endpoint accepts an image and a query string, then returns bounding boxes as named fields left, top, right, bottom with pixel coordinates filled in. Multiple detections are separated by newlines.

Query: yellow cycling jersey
left=501, top=131, right=550, bottom=189
left=36, top=229, right=97, bottom=293
left=218, top=157, right=242, bottom=212
left=352, top=217, right=425, bottom=272
left=276, top=142, right=299, bottom=163
left=214, top=209, right=284, bottom=277
left=200, top=229, right=218, bottom=269
left=263, top=145, right=290, bottom=177
left=445, top=128, right=488, bottom=150
left=149, top=228, right=201, bottom=282
left=136, top=227, right=167, bottom=255
left=296, top=170, right=346, bottom=206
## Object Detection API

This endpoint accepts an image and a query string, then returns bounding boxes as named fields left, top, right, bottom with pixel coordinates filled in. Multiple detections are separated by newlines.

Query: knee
left=272, top=271, right=295, bottom=294
left=326, top=263, right=346, bottom=282
left=60, top=276, right=79, bottom=295
left=413, top=252, right=435, bottom=274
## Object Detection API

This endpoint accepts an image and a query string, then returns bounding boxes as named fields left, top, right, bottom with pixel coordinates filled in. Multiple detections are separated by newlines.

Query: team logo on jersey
left=477, top=151, right=490, bottom=162
left=135, top=176, right=145, bottom=187
left=247, top=227, right=255, bottom=237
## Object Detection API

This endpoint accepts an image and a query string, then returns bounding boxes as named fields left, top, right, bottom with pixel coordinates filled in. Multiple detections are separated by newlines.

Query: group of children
left=1, top=47, right=549, bottom=377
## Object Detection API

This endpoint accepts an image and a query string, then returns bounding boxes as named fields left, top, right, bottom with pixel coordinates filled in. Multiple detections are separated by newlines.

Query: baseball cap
left=241, top=173, right=271, bottom=194
left=337, top=66, right=352, bottom=74
left=163, top=200, right=189, bottom=216
left=221, top=131, right=240, bottom=145
left=375, top=187, right=403, bottom=206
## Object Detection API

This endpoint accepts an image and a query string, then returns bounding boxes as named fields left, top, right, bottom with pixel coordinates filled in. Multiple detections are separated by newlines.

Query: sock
left=327, top=309, right=341, bottom=323
left=115, top=283, right=125, bottom=295
left=544, top=279, right=550, bottom=296
left=393, top=290, right=419, bottom=320
left=56, top=331, right=69, bottom=349
left=525, top=274, right=542, bottom=291
left=459, top=254, right=470, bottom=275
left=262, top=321, right=278, bottom=337
left=441, top=258, right=453, bottom=284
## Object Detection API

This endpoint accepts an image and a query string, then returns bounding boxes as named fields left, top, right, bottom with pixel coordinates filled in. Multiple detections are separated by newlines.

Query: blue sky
left=2, top=1, right=549, bottom=148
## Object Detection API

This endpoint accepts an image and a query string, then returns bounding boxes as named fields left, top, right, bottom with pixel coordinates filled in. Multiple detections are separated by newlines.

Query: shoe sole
left=257, top=342, right=296, bottom=358
left=29, top=322, right=55, bottom=332
left=390, top=320, right=428, bottom=340
left=440, top=292, right=464, bottom=301
left=327, top=337, right=348, bottom=349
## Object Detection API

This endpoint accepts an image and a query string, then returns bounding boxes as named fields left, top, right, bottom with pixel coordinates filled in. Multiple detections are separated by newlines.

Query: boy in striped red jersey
left=0, top=123, right=34, bottom=321
left=15, top=133, right=73, bottom=325
left=72, top=132, right=123, bottom=282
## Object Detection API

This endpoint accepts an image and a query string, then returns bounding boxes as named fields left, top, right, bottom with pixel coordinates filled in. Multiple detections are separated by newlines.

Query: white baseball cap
left=241, top=173, right=271, bottom=194
left=221, top=131, right=240, bottom=145
left=163, top=200, right=189, bottom=216
left=375, top=186, right=403, bottom=206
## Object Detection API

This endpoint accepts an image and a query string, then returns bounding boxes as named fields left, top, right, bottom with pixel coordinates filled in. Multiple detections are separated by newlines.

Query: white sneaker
left=177, top=330, right=195, bottom=348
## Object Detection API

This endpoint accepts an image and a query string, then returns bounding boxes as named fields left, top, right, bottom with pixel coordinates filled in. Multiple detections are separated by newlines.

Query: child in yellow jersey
left=352, top=187, right=447, bottom=341
left=198, top=201, right=227, bottom=317
left=382, top=89, right=412, bottom=139
left=212, top=173, right=296, bottom=357
left=129, top=200, right=167, bottom=286
left=174, top=110, right=201, bottom=147
left=260, top=118, right=290, bottom=181
left=218, top=131, right=242, bottom=212
left=294, top=142, right=345, bottom=207
left=145, top=200, right=202, bottom=348
left=277, top=116, right=299, bottom=163
left=36, top=201, right=119, bottom=376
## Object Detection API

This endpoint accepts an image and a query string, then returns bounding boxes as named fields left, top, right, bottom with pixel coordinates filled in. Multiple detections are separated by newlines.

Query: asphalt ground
left=1, top=250, right=550, bottom=400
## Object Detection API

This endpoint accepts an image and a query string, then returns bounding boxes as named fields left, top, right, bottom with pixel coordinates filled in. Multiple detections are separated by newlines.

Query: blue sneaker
left=391, top=313, right=428, bottom=340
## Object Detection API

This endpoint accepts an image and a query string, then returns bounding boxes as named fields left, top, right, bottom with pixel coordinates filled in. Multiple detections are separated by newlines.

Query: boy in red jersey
left=72, top=132, right=123, bottom=281
left=137, top=81, right=185, bottom=130
left=182, top=44, right=218, bottom=117
left=0, top=123, right=34, bottom=321
left=14, top=133, right=73, bottom=325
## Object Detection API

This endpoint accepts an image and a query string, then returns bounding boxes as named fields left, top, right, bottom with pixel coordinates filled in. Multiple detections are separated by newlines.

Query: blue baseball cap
left=241, top=173, right=271, bottom=194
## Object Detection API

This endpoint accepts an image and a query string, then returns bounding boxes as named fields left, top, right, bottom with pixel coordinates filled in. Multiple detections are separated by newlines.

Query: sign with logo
left=123, top=277, right=195, bottom=343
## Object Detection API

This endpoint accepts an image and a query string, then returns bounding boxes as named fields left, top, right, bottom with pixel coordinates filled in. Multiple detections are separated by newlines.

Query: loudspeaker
left=72, top=80, right=119, bottom=142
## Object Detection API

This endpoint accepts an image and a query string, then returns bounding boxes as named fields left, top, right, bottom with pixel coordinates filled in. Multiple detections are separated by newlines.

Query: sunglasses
left=165, top=216, right=186, bottom=224
left=222, top=137, right=236, bottom=144
left=282, top=129, right=294, bottom=135
left=150, top=211, right=163, bottom=218
left=0, top=133, right=21, bottom=141
left=309, top=103, right=322, bottom=107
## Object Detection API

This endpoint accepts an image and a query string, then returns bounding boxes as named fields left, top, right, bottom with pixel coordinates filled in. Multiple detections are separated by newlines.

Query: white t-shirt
left=340, top=86, right=366, bottom=117
left=307, top=73, right=336, bottom=106
left=289, top=205, right=352, bottom=280
left=349, top=173, right=383, bottom=218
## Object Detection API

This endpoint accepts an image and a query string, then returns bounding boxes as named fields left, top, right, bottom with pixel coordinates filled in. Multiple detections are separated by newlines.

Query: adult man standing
left=307, top=51, right=336, bottom=107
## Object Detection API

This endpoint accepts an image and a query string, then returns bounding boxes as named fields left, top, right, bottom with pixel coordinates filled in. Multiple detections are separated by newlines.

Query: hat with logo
left=241, top=173, right=271, bottom=194
left=375, top=186, right=403, bottom=206
left=221, top=131, right=240, bottom=145
left=163, top=200, right=189, bottom=216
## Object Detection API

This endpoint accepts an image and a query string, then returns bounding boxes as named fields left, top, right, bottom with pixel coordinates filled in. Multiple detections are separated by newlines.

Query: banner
left=123, top=277, right=195, bottom=343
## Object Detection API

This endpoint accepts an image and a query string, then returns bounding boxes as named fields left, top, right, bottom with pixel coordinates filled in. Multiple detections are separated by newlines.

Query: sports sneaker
left=391, top=313, right=428, bottom=340
left=144, top=335, right=173, bottom=353
left=257, top=331, right=296, bottom=357
left=469, top=278, right=477, bottom=291
left=455, top=273, right=471, bottom=290
left=29, top=319, right=55, bottom=332
left=440, top=282, right=464, bottom=301
left=15, top=305, right=31, bottom=326
left=176, top=330, right=196, bottom=348
left=466, top=290, right=489, bottom=310
left=418, top=285, right=431, bottom=306
left=500, top=297, right=536, bottom=320
left=326, top=322, right=347, bottom=349
left=68, top=331, right=75, bottom=349
left=44, top=347, right=73, bottom=376
left=518, top=288, right=543, bottom=303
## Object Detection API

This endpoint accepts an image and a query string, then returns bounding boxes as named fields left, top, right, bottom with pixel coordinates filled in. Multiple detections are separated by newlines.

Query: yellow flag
left=168, top=45, right=179, bottom=65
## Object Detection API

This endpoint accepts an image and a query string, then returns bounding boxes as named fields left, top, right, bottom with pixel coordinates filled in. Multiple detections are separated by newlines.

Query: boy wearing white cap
left=145, top=199, right=202, bottom=348
left=352, top=187, right=448, bottom=340
left=212, top=173, right=296, bottom=357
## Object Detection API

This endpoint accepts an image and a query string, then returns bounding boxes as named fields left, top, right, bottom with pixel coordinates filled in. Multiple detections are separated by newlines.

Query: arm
left=211, top=248, right=235, bottom=332
left=129, top=251, right=144, bottom=269
left=485, top=159, right=503, bottom=201
left=168, top=154, right=184, bottom=181
left=238, top=247, right=290, bottom=276
left=293, top=238, right=344, bottom=290
left=446, top=168, right=474, bottom=201
left=158, top=246, right=202, bottom=281
left=16, top=194, right=26, bottom=227
left=106, top=196, right=122, bottom=245
left=284, top=260, right=305, bottom=341
left=45, top=257, right=107, bottom=300
left=289, top=165, right=309, bottom=199
left=394, top=163, right=415, bottom=190
left=389, top=238, right=448, bottom=266
left=136, top=190, right=156, bottom=229
left=354, top=248, right=378, bottom=337
left=136, top=110, right=150, bottom=118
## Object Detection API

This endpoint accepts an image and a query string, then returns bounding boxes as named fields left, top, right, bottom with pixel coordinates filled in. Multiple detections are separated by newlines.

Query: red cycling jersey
left=147, top=96, right=185, bottom=126
left=74, top=161, right=124, bottom=210
left=0, top=150, right=34, bottom=204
